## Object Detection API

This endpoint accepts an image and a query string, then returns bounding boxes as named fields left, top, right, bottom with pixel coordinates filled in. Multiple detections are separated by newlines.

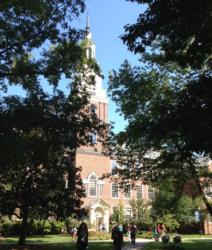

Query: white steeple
left=83, top=16, right=108, bottom=104
left=85, top=14, right=96, bottom=59
left=85, top=15, right=92, bottom=39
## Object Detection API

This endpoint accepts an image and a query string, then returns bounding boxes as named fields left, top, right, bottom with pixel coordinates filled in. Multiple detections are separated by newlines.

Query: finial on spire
left=86, top=13, right=90, bottom=35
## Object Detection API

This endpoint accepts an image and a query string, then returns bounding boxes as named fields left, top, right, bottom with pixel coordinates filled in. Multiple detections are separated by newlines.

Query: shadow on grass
left=0, top=242, right=112, bottom=250
left=0, top=235, right=72, bottom=245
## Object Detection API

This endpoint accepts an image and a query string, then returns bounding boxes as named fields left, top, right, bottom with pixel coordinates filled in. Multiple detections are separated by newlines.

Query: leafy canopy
left=0, top=0, right=86, bottom=90
left=109, top=0, right=212, bottom=215
left=0, top=0, right=111, bottom=245
left=123, top=0, right=212, bottom=69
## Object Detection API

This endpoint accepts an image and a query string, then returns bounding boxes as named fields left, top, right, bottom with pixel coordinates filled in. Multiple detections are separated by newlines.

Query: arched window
left=89, top=174, right=97, bottom=196
left=87, top=47, right=92, bottom=59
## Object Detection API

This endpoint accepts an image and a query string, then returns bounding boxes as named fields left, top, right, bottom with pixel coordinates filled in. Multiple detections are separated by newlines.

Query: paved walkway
left=122, top=239, right=153, bottom=250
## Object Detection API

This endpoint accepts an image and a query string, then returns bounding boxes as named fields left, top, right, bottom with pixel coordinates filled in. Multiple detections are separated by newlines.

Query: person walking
left=129, top=224, right=137, bottom=245
left=153, top=224, right=159, bottom=241
left=71, top=226, right=77, bottom=241
left=111, top=224, right=123, bottom=250
left=76, top=222, right=88, bottom=250
left=157, top=223, right=166, bottom=241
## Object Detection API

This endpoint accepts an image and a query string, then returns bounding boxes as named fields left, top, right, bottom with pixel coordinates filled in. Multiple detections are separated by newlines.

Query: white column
left=89, top=208, right=96, bottom=227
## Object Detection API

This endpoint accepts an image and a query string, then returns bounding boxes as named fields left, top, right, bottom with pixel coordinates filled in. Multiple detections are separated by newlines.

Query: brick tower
left=75, top=17, right=151, bottom=232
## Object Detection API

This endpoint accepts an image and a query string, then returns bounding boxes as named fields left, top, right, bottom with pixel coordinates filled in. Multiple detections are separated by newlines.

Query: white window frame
left=112, top=183, right=119, bottom=198
left=124, top=185, right=131, bottom=199
left=124, top=207, right=132, bottom=220
left=98, top=184, right=103, bottom=197
left=89, top=174, right=98, bottom=197
left=148, top=185, right=155, bottom=200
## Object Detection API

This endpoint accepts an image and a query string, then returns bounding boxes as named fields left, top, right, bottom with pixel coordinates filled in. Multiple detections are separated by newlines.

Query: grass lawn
left=1, top=234, right=212, bottom=250
left=143, top=238, right=212, bottom=250
left=0, top=235, right=113, bottom=250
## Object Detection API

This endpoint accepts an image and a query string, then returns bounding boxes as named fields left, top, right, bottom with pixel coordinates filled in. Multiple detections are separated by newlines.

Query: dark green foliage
left=150, top=179, right=203, bottom=232
left=123, top=0, right=212, bottom=69
left=1, top=218, right=65, bottom=236
left=109, top=0, right=212, bottom=216
left=0, top=0, right=86, bottom=90
left=0, top=0, right=111, bottom=246
left=173, top=236, right=181, bottom=244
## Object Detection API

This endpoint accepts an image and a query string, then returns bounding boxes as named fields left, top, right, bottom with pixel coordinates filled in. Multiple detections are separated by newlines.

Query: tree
left=111, top=204, right=125, bottom=225
left=0, top=79, right=109, bottom=245
left=151, top=178, right=200, bottom=232
left=109, top=0, right=212, bottom=215
left=120, top=0, right=212, bottom=155
left=0, top=0, right=86, bottom=90
left=109, top=59, right=212, bottom=215
left=0, top=0, right=111, bottom=246
left=129, top=199, right=152, bottom=230
left=122, top=0, right=212, bottom=69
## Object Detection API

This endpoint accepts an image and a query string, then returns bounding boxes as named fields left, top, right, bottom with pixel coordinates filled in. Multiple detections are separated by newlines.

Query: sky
left=79, top=0, right=146, bottom=133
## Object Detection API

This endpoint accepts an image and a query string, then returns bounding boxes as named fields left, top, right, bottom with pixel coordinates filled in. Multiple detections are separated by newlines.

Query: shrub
left=162, top=235, right=170, bottom=243
left=173, top=235, right=181, bottom=244
left=88, top=231, right=111, bottom=240
left=177, top=223, right=199, bottom=234
left=137, top=231, right=153, bottom=239
left=31, top=220, right=46, bottom=235
left=0, top=218, right=67, bottom=236
left=50, top=221, right=65, bottom=234
left=1, top=219, right=22, bottom=236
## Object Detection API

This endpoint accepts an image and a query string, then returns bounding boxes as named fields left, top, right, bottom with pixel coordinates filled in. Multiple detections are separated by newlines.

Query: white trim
left=136, top=185, right=143, bottom=199
left=111, top=182, right=119, bottom=199
left=97, top=180, right=105, bottom=185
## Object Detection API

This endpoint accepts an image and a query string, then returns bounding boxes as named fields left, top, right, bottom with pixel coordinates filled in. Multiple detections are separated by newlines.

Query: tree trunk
left=18, top=208, right=29, bottom=246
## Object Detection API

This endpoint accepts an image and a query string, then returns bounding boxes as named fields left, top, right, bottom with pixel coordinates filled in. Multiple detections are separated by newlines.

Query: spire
left=86, top=14, right=90, bottom=33
left=84, top=14, right=95, bottom=59
left=85, top=13, right=92, bottom=39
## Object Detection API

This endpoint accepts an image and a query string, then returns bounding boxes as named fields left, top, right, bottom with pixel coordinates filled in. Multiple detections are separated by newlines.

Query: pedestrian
left=157, top=223, right=166, bottom=241
left=153, top=224, right=159, bottom=241
left=127, top=224, right=131, bottom=241
left=76, top=222, right=88, bottom=250
left=129, top=224, right=137, bottom=245
left=160, top=223, right=166, bottom=237
left=157, top=223, right=166, bottom=237
left=118, top=224, right=123, bottom=233
left=71, top=226, right=77, bottom=241
left=111, top=224, right=123, bottom=250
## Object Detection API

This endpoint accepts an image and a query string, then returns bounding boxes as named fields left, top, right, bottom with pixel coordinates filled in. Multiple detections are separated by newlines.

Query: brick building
left=76, top=18, right=212, bottom=234
left=75, top=18, right=150, bottom=232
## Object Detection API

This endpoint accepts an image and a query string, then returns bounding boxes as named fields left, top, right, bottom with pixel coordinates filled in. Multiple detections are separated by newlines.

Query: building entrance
left=95, top=207, right=104, bottom=230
